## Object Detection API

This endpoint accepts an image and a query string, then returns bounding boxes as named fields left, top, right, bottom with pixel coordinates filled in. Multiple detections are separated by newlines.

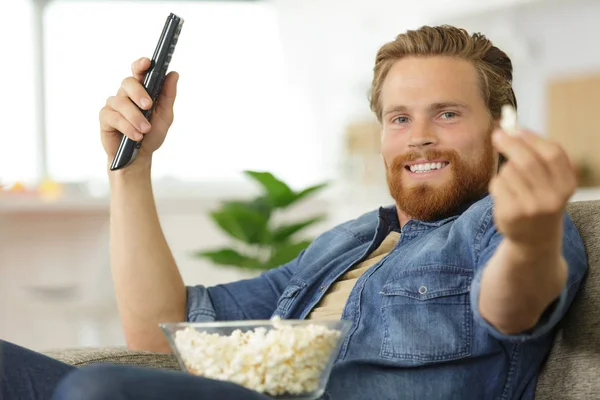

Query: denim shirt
left=186, top=194, right=587, bottom=400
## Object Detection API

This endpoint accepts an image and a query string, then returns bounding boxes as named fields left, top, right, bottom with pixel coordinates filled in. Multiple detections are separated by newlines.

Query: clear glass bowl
left=160, top=319, right=351, bottom=400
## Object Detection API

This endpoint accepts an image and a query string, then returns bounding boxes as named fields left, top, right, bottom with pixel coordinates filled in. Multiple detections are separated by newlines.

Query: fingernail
left=139, top=121, right=150, bottom=132
left=136, top=133, right=144, bottom=141
left=141, top=97, right=150, bottom=108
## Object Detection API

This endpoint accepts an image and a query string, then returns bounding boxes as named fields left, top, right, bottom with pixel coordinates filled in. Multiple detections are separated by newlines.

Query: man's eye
left=393, top=116, right=409, bottom=124
left=440, top=112, right=457, bottom=119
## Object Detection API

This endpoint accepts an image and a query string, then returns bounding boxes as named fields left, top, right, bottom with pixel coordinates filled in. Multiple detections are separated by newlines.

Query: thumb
left=156, top=71, right=179, bottom=112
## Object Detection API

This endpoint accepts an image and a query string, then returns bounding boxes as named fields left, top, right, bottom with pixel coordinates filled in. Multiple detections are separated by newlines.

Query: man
left=0, top=25, right=587, bottom=400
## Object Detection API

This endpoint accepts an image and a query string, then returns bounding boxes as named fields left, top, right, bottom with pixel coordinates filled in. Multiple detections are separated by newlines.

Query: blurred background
left=1, top=0, right=599, bottom=351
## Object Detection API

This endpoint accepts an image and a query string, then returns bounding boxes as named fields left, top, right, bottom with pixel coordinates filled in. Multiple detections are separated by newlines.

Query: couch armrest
left=43, top=347, right=180, bottom=371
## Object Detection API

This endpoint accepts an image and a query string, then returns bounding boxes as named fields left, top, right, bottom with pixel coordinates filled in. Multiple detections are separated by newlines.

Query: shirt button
left=320, top=286, right=326, bottom=292
left=418, top=286, right=428, bottom=294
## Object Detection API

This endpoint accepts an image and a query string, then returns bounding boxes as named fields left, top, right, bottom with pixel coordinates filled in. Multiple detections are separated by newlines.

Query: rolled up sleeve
left=186, top=285, right=218, bottom=322
left=471, top=212, right=588, bottom=343
left=185, top=250, right=304, bottom=322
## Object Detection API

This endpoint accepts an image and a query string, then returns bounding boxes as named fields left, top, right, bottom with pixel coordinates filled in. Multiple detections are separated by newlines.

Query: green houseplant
left=193, top=170, right=329, bottom=271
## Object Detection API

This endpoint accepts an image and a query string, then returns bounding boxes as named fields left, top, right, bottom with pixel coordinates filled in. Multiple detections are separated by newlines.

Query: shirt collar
left=378, top=192, right=490, bottom=232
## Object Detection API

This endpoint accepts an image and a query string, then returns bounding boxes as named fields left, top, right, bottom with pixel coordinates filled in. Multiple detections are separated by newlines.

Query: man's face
left=380, top=56, right=498, bottom=222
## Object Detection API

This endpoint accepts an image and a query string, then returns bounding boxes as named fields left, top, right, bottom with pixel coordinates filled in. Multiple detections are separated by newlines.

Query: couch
left=44, top=200, right=600, bottom=399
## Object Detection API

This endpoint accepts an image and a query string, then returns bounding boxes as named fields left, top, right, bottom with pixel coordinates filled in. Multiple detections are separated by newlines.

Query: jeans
left=0, top=340, right=271, bottom=400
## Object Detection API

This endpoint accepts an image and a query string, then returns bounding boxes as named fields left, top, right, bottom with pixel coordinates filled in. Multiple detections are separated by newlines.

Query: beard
left=385, top=135, right=496, bottom=222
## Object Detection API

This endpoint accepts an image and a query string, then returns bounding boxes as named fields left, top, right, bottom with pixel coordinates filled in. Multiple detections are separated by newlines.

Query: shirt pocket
left=379, top=265, right=473, bottom=363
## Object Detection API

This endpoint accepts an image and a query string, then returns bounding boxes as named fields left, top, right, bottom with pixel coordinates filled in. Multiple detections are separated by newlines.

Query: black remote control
left=110, top=13, right=184, bottom=171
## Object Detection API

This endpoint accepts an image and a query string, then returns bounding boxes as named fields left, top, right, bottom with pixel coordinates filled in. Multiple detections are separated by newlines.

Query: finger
left=105, top=96, right=151, bottom=135
left=131, top=57, right=152, bottom=82
left=489, top=173, right=517, bottom=202
left=116, top=76, right=153, bottom=111
left=154, top=71, right=179, bottom=114
left=497, top=162, right=538, bottom=205
left=489, top=163, right=520, bottom=203
left=99, top=107, right=144, bottom=141
left=492, top=129, right=552, bottom=188
left=489, top=174, right=518, bottom=230
left=517, top=130, right=577, bottom=189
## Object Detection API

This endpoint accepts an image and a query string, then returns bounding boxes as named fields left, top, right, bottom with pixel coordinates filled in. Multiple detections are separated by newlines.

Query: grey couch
left=44, top=200, right=600, bottom=399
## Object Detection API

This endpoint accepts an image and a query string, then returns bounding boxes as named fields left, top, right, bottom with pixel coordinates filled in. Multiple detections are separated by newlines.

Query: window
left=43, top=1, right=322, bottom=189
left=0, top=0, right=38, bottom=185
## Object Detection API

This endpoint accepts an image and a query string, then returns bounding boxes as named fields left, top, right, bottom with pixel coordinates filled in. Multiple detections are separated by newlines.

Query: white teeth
left=409, top=162, right=448, bottom=173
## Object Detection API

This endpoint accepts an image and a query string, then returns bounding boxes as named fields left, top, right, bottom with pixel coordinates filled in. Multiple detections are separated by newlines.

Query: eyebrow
left=383, top=102, right=469, bottom=117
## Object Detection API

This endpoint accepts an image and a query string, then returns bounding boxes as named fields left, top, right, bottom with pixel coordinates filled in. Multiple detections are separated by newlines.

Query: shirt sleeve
left=185, top=250, right=304, bottom=322
left=470, top=211, right=588, bottom=343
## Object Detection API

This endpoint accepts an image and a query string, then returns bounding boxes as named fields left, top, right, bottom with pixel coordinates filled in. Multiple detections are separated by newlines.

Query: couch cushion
left=536, top=200, right=600, bottom=399
left=44, top=347, right=180, bottom=371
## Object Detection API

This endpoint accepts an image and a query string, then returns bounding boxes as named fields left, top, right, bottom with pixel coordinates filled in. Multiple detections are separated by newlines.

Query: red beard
left=385, top=137, right=496, bottom=222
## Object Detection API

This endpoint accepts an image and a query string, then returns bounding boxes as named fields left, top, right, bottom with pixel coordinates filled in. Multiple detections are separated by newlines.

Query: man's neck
left=396, top=208, right=411, bottom=228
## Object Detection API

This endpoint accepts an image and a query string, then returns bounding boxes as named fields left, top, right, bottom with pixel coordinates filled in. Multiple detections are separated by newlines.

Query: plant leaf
left=243, top=170, right=295, bottom=208
left=194, top=248, right=262, bottom=268
left=247, top=196, right=273, bottom=219
left=291, top=182, right=329, bottom=204
left=209, top=210, right=248, bottom=242
left=271, top=216, right=325, bottom=243
left=209, top=202, right=269, bottom=244
left=265, top=240, right=313, bottom=268
left=222, top=197, right=273, bottom=220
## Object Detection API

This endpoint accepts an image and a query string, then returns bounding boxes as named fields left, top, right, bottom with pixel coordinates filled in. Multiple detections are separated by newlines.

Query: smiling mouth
left=405, top=162, right=450, bottom=174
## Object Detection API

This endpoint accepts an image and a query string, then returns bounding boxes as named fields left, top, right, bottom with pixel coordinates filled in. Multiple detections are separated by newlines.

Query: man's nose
left=408, top=121, right=437, bottom=148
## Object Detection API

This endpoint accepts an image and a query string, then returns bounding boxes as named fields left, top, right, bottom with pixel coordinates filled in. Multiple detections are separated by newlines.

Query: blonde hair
left=369, top=25, right=517, bottom=123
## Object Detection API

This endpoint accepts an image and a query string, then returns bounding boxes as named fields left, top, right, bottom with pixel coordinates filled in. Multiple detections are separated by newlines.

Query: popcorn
left=500, top=104, right=519, bottom=136
left=173, top=316, right=341, bottom=397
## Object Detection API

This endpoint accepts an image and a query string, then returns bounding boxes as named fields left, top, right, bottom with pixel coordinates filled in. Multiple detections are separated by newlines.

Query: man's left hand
left=489, top=129, right=577, bottom=250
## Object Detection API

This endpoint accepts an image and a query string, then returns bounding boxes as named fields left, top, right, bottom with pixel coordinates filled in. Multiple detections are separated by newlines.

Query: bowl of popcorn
left=159, top=317, right=351, bottom=400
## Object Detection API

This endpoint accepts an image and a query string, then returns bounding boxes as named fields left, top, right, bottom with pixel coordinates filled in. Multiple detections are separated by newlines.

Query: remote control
left=110, top=13, right=184, bottom=171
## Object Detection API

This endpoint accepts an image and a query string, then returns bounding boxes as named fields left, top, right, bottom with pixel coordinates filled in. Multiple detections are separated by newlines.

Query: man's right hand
left=99, top=57, right=179, bottom=164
